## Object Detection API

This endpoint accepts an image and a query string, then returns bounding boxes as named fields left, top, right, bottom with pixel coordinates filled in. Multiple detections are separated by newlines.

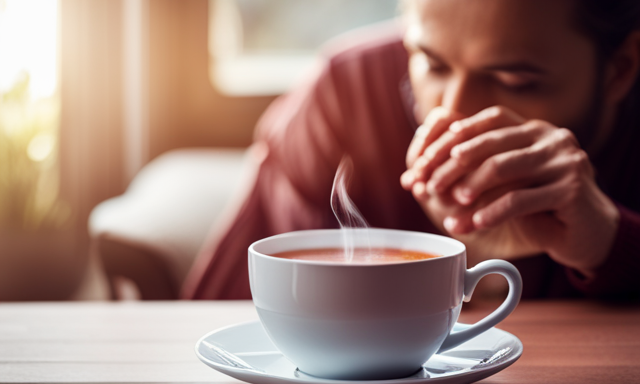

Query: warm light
left=0, top=0, right=58, bottom=100
left=27, top=133, right=55, bottom=162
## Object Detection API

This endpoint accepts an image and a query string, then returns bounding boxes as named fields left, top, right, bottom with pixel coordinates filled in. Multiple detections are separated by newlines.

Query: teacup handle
left=438, top=259, right=523, bottom=352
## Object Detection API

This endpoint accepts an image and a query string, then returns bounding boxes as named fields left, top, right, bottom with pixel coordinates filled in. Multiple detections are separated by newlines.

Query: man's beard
left=571, top=66, right=607, bottom=156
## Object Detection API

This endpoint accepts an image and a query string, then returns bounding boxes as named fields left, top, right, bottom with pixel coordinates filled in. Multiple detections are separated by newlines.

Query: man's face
left=404, top=0, right=599, bottom=132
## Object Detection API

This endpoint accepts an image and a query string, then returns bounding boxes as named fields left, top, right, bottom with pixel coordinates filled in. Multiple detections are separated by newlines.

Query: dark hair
left=575, top=0, right=640, bottom=59
left=574, top=0, right=640, bottom=208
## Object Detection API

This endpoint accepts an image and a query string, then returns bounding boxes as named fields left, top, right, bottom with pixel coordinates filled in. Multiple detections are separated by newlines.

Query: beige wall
left=148, top=0, right=276, bottom=157
left=55, top=0, right=274, bottom=299
left=60, top=0, right=275, bottom=229
left=60, top=0, right=126, bottom=232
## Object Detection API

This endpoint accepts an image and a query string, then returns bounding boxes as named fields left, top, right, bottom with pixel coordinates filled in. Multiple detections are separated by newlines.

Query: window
left=209, top=0, right=399, bottom=96
left=0, top=0, right=67, bottom=230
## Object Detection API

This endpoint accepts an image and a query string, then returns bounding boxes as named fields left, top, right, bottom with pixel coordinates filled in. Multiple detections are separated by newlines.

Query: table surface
left=0, top=300, right=638, bottom=383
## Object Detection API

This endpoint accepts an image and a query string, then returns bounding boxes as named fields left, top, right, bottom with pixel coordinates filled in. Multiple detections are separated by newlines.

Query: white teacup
left=249, top=228, right=522, bottom=380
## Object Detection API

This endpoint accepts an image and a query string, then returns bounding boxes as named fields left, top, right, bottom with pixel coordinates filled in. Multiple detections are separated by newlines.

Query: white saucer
left=195, top=321, right=522, bottom=384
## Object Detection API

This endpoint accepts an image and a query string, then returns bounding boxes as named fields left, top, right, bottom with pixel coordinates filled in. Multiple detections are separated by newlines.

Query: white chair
left=88, top=148, right=249, bottom=299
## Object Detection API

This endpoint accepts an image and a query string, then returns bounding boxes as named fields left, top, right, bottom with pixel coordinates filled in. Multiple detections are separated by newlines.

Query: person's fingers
left=448, top=105, right=526, bottom=137
left=406, top=107, right=462, bottom=169
left=411, top=130, right=458, bottom=183
left=411, top=181, right=428, bottom=200
left=451, top=147, right=552, bottom=205
left=412, top=105, right=526, bottom=184
left=425, top=157, right=466, bottom=195
left=400, top=169, right=417, bottom=190
left=470, top=181, right=566, bottom=229
left=443, top=214, right=476, bottom=235
left=427, top=124, right=543, bottom=196
left=451, top=127, right=585, bottom=205
left=450, top=122, right=545, bottom=167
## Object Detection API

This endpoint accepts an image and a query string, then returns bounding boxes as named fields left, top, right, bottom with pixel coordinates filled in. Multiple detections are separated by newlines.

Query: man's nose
left=440, top=73, right=493, bottom=117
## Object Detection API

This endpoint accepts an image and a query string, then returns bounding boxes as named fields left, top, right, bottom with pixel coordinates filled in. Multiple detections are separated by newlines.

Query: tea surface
left=271, top=247, right=440, bottom=264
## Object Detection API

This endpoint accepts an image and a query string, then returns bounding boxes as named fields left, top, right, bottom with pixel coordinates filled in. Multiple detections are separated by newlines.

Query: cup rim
left=249, top=228, right=465, bottom=267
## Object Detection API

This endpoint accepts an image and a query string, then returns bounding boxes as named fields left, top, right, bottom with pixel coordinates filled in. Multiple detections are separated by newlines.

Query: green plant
left=0, top=73, right=70, bottom=230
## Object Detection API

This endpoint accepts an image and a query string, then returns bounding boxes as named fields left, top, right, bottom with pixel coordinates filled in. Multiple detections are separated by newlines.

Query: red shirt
left=183, top=24, right=640, bottom=301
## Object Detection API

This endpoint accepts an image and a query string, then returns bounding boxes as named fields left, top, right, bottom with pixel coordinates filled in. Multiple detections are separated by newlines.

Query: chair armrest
left=89, top=148, right=250, bottom=299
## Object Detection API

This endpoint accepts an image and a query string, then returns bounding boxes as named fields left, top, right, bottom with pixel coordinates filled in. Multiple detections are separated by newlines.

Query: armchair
left=89, top=148, right=249, bottom=299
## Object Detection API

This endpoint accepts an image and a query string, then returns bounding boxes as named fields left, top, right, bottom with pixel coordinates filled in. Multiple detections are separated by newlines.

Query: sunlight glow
left=0, top=0, right=58, bottom=100
left=27, top=133, right=55, bottom=162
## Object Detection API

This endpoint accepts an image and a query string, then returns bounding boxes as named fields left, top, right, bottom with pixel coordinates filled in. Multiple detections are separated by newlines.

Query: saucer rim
left=195, top=320, right=523, bottom=384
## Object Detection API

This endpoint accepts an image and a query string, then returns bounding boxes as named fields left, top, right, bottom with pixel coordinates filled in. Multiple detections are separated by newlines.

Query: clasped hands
left=401, top=106, right=619, bottom=277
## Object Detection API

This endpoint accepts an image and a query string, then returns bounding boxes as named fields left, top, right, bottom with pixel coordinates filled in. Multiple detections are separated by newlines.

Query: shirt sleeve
left=181, top=61, right=346, bottom=300
left=565, top=203, right=640, bottom=299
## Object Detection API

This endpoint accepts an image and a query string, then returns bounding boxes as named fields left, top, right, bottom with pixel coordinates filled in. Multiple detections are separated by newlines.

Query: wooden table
left=0, top=300, right=638, bottom=383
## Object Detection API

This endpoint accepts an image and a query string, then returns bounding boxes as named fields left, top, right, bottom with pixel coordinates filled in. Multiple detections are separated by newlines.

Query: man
left=183, top=0, right=640, bottom=300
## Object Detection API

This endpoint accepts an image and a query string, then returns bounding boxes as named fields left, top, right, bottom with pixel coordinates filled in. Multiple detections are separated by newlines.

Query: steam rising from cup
left=330, top=156, right=371, bottom=262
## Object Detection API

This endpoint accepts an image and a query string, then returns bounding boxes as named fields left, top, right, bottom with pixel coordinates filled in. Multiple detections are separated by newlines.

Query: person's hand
left=401, top=106, right=620, bottom=276
left=401, top=107, right=468, bottom=233
left=401, top=107, right=543, bottom=266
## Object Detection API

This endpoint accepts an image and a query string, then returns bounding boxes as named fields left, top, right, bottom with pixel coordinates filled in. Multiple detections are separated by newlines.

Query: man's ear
left=604, top=31, right=640, bottom=105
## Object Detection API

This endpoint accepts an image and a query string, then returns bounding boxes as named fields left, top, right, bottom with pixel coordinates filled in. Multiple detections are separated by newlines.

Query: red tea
left=271, top=247, right=440, bottom=264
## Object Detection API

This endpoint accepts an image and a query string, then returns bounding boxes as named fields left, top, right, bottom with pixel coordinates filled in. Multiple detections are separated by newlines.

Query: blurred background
left=0, top=0, right=398, bottom=301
